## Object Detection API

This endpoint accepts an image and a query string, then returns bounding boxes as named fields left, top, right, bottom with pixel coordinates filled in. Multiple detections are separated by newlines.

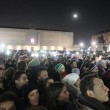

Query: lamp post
left=79, top=42, right=84, bottom=51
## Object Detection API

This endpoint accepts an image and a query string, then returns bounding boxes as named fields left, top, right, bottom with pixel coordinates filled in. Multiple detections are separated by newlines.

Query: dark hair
left=44, top=77, right=54, bottom=88
left=4, top=67, right=15, bottom=78
left=0, top=91, right=20, bottom=110
left=22, top=83, right=39, bottom=107
left=80, top=74, right=100, bottom=97
left=0, top=91, right=17, bottom=102
left=17, top=61, right=27, bottom=71
left=46, top=82, right=65, bottom=110
left=70, top=60, right=76, bottom=65
left=12, top=70, right=26, bottom=82
left=37, top=67, right=47, bottom=77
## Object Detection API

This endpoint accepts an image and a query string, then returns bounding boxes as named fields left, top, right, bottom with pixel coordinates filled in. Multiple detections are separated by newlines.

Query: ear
left=86, top=90, right=94, bottom=97
left=15, top=80, right=19, bottom=85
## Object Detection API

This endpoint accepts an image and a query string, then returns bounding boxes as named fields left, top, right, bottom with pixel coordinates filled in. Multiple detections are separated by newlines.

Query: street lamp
left=31, top=38, right=34, bottom=43
left=79, top=42, right=84, bottom=47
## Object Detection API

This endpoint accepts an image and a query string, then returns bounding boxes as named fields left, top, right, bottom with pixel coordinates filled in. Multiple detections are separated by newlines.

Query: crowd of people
left=0, top=49, right=110, bottom=110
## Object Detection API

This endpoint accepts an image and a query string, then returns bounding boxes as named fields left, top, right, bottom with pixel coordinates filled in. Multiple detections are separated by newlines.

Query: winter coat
left=78, top=95, right=109, bottom=110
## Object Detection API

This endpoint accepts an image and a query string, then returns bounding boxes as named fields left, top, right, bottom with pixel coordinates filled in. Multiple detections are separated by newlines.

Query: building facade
left=0, top=28, right=74, bottom=51
left=92, top=30, right=110, bottom=52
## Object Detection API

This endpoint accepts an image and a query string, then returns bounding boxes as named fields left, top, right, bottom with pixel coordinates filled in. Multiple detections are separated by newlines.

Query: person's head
left=0, top=91, right=19, bottom=110
left=80, top=74, right=109, bottom=102
left=47, top=82, right=69, bottom=110
left=17, top=60, right=27, bottom=71
left=28, top=58, right=40, bottom=68
left=62, top=73, right=80, bottom=88
left=90, top=66, right=99, bottom=73
left=24, top=56, right=30, bottom=63
left=13, top=70, right=29, bottom=89
left=70, top=60, right=77, bottom=68
left=22, top=83, right=39, bottom=106
left=44, top=77, right=54, bottom=88
left=98, top=60, right=107, bottom=69
left=37, top=68, right=48, bottom=81
left=55, top=63, right=65, bottom=73
left=43, top=59, right=49, bottom=65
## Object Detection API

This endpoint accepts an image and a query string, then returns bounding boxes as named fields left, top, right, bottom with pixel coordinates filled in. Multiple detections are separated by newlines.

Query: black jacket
left=78, top=95, right=109, bottom=110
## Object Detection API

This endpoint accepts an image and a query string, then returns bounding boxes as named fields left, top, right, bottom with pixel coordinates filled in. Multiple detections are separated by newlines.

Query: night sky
left=0, top=0, right=110, bottom=45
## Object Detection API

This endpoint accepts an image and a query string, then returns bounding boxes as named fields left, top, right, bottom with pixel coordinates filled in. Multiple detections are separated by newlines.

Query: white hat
left=62, top=73, right=79, bottom=86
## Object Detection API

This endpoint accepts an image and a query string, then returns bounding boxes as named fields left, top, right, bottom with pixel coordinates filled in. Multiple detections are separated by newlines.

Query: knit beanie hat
left=62, top=73, right=79, bottom=86
left=55, top=63, right=65, bottom=73
left=28, top=58, right=40, bottom=67
left=22, top=83, right=38, bottom=97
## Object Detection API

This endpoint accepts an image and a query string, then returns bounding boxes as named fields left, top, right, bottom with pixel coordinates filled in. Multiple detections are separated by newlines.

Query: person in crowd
left=62, top=73, right=81, bottom=99
left=55, top=63, right=67, bottom=80
left=80, top=65, right=90, bottom=79
left=3, top=67, right=15, bottom=90
left=35, top=67, right=49, bottom=106
left=17, top=60, right=27, bottom=71
left=41, top=59, right=50, bottom=69
left=28, top=58, right=41, bottom=82
left=78, top=74, right=109, bottom=110
left=101, top=62, right=110, bottom=109
left=41, top=77, right=55, bottom=107
left=82, top=64, right=99, bottom=76
left=5, top=58, right=16, bottom=70
left=46, top=82, right=79, bottom=110
left=22, top=83, right=40, bottom=109
left=44, top=77, right=54, bottom=88
left=98, top=59, right=107, bottom=77
left=36, top=67, right=49, bottom=82
left=89, top=65, right=99, bottom=74
left=17, top=55, right=29, bottom=71
left=0, top=91, right=23, bottom=110
left=70, top=60, right=80, bottom=75
left=65, top=59, right=72, bottom=74
left=12, top=70, right=29, bottom=97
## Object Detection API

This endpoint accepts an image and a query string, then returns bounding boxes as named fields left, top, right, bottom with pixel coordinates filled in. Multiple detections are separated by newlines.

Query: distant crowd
left=0, top=49, right=110, bottom=110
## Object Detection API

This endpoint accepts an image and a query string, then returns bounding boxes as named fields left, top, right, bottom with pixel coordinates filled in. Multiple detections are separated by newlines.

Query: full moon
left=73, top=14, right=78, bottom=18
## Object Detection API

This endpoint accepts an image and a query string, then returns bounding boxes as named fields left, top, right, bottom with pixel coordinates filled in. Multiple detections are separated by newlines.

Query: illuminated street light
left=79, top=42, right=84, bottom=47
left=31, top=38, right=34, bottom=43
